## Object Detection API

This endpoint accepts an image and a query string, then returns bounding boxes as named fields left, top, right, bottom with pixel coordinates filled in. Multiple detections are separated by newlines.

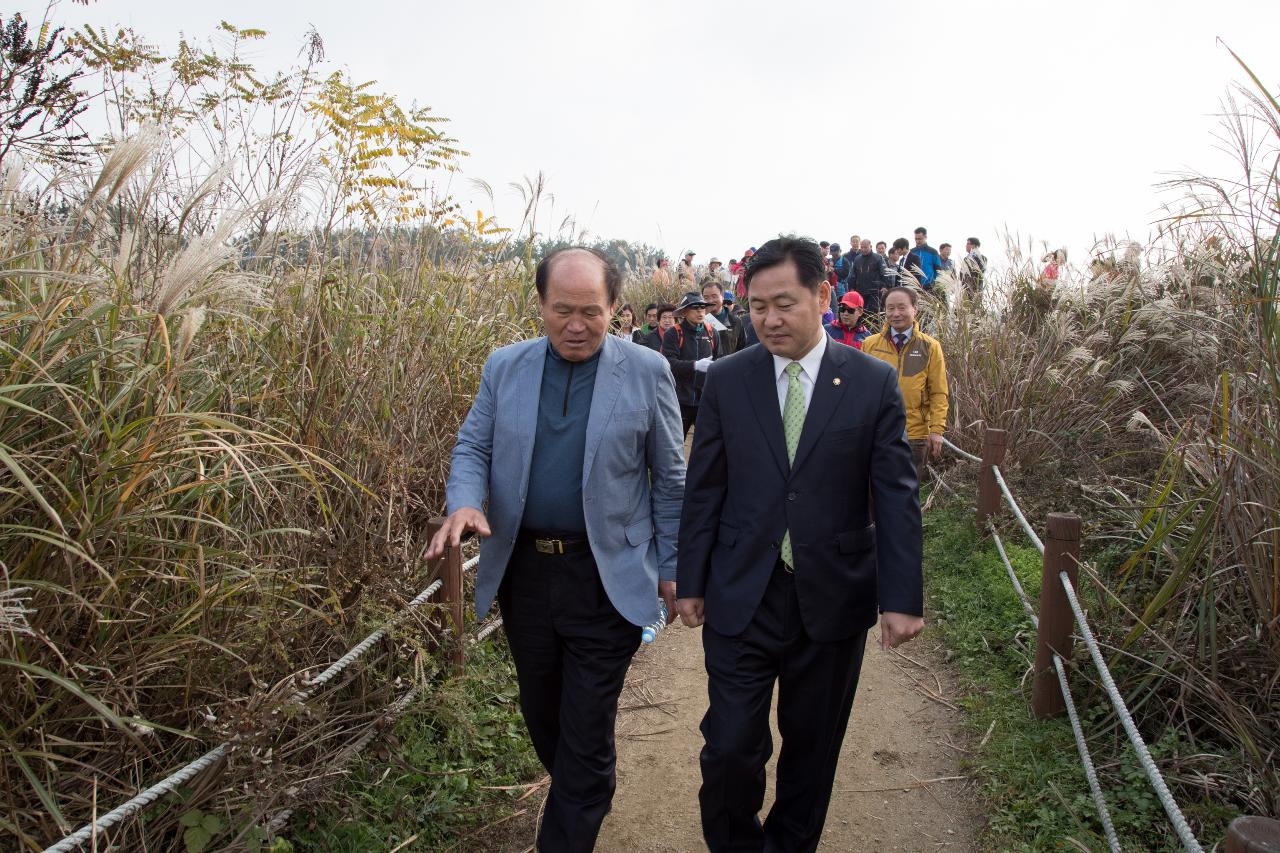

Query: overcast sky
left=25, top=0, right=1280, bottom=269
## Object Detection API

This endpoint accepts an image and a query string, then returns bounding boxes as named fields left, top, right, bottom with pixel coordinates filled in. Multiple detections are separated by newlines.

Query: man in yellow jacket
left=862, top=285, right=949, bottom=483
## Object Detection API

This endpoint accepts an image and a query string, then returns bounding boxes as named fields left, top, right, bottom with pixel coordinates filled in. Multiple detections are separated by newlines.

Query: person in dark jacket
left=729, top=290, right=758, bottom=347
left=825, top=290, right=871, bottom=348
left=886, top=237, right=911, bottom=302
left=702, top=278, right=743, bottom=355
left=637, top=302, right=659, bottom=339
left=851, top=238, right=888, bottom=314
left=663, top=291, right=715, bottom=436
left=642, top=302, right=676, bottom=351
left=838, top=237, right=861, bottom=295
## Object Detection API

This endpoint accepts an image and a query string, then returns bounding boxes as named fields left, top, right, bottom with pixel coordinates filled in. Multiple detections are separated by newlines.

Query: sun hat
left=675, top=291, right=711, bottom=311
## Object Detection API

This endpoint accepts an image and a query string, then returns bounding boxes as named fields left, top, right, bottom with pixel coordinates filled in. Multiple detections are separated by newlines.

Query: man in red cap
left=825, top=290, right=871, bottom=349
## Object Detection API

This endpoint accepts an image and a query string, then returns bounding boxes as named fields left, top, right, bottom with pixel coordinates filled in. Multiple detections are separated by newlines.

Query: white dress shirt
left=889, top=325, right=914, bottom=346
left=771, top=332, right=828, bottom=416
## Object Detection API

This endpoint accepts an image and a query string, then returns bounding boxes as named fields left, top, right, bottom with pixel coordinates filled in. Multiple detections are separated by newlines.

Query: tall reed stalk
left=0, top=131, right=535, bottom=849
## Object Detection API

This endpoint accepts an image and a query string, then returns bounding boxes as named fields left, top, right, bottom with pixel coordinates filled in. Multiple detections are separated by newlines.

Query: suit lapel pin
left=833, top=377, right=842, bottom=386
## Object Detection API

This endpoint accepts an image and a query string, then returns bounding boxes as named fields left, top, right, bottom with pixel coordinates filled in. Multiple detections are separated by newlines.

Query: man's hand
left=425, top=507, right=491, bottom=561
left=676, top=597, right=705, bottom=628
left=927, top=433, right=944, bottom=459
left=659, top=581, right=677, bottom=624
left=878, top=612, right=924, bottom=650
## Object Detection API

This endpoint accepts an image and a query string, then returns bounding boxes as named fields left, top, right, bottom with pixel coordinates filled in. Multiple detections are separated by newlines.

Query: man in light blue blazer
left=427, top=247, right=685, bottom=852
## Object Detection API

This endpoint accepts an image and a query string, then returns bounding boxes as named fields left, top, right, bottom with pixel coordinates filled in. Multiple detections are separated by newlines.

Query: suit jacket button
left=770, top=541, right=779, bottom=549
left=787, top=491, right=797, bottom=501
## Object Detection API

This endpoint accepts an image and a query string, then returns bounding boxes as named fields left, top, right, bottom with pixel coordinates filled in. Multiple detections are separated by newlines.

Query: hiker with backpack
left=662, top=291, right=717, bottom=436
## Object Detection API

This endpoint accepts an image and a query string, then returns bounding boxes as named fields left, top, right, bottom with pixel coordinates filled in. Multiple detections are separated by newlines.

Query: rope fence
left=43, top=745, right=231, bottom=853
left=987, top=521, right=1038, bottom=628
left=1059, top=569, right=1203, bottom=852
left=43, top=427, right=1275, bottom=851
left=42, top=521, right=496, bottom=852
left=1051, top=653, right=1121, bottom=853
left=941, top=427, right=1212, bottom=852
left=472, top=617, right=505, bottom=645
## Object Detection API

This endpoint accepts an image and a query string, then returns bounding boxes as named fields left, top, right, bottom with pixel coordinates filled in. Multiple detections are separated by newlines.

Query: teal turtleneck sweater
left=520, top=339, right=601, bottom=533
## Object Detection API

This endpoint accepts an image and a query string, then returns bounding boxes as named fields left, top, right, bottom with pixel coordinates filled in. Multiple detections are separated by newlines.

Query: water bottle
left=641, top=600, right=669, bottom=644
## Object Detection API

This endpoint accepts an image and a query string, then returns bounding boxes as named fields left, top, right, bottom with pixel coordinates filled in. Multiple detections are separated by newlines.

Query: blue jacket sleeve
left=445, top=356, right=496, bottom=515
left=646, top=360, right=687, bottom=582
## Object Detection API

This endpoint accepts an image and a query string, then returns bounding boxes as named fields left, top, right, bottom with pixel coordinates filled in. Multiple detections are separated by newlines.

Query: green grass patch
left=924, top=495, right=1185, bottom=851
left=285, top=638, right=543, bottom=852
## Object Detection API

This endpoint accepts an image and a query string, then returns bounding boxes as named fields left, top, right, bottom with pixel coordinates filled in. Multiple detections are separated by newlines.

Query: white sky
left=25, top=0, right=1280, bottom=268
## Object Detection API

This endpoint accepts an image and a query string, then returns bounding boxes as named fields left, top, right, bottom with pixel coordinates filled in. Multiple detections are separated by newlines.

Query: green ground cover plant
left=285, top=638, right=543, bottom=852
left=923, top=497, right=1228, bottom=851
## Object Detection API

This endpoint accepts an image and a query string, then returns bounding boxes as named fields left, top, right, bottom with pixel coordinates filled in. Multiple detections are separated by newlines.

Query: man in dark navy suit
left=676, top=236, right=925, bottom=853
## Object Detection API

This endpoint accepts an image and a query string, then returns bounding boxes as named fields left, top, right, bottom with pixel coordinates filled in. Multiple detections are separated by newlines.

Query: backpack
left=672, top=322, right=716, bottom=355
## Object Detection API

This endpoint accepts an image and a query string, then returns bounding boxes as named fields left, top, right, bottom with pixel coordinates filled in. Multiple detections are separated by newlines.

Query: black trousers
left=497, top=540, right=640, bottom=852
left=681, top=403, right=699, bottom=437
left=699, top=565, right=868, bottom=853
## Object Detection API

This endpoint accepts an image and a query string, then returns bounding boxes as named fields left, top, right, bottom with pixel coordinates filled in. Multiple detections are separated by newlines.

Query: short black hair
left=743, top=236, right=827, bottom=293
left=536, top=246, right=622, bottom=304
left=656, top=302, right=676, bottom=320
left=876, top=240, right=887, bottom=250
left=914, top=226, right=927, bottom=237
left=819, top=240, right=830, bottom=248
left=967, top=237, right=981, bottom=247
left=885, top=285, right=918, bottom=307
left=939, top=243, right=951, bottom=252
left=892, top=237, right=910, bottom=252
left=644, top=302, right=657, bottom=313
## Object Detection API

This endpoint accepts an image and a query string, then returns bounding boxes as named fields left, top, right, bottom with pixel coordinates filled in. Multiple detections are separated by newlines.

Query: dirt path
left=596, top=620, right=983, bottom=851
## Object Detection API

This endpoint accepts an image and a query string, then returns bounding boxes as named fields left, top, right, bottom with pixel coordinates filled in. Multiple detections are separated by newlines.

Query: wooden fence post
left=975, top=426, right=1008, bottom=529
left=1031, top=513, right=1082, bottom=718
left=427, top=517, right=465, bottom=675
left=1225, top=815, right=1280, bottom=852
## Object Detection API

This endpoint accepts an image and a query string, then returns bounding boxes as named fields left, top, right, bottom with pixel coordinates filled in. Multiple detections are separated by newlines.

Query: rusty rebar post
left=427, top=517, right=465, bottom=675
left=976, top=426, right=1008, bottom=529
left=1031, top=513, right=1082, bottom=719
left=1225, top=816, right=1280, bottom=852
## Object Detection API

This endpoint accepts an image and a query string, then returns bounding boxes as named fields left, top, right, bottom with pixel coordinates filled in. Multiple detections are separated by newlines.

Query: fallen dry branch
left=838, top=775, right=968, bottom=794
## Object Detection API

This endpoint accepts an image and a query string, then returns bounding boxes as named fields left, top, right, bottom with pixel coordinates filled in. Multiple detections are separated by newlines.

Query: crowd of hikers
left=609, top=227, right=982, bottom=479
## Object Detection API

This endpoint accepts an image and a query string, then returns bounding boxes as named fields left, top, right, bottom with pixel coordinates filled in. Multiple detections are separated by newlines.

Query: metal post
left=976, top=426, right=1008, bottom=528
left=1032, top=513, right=1081, bottom=719
left=427, top=517, right=465, bottom=675
left=1225, top=816, right=1280, bottom=852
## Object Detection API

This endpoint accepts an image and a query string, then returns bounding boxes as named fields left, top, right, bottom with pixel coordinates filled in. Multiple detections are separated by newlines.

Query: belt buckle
left=535, top=538, right=564, bottom=555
